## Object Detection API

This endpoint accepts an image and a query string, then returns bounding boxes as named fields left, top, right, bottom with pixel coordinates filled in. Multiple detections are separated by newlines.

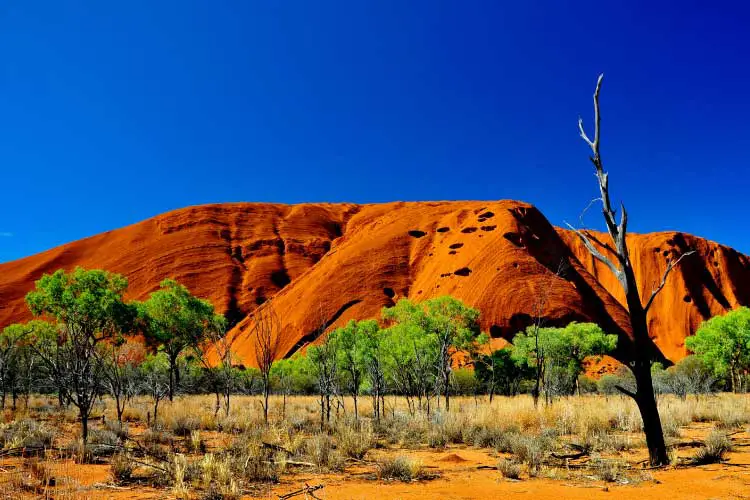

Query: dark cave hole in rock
left=478, top=211, right=495, bottom=219
left=232, top=246, right=244, bottom=263
left=270, top=269, right=291, bottom=288
left=408, top=230, right=427, bottom=238
left=329, top=222, right=343, bottom=238
left=461, top=227, right=478, bottom=234
left=489, top=325, right=502, bottom=338
left=383, top=287, right=395, bottom=298
left=436, top=227, right=450, bottom=233
left=448, top=250, right=457, bottom=255
left=454, top=267, right=472, bottom=277
left=662, top=250, right=670, bottom=257
left=503, top=232, right=523, bottom=247
left=513, top=263, right=519, bottom=268
left=449, top=243, right=464, bottom=249
left=683, top=295, right=692, bottom=303
left=255, top=296, right=267, bottom=305
left=481, top=225, right=497, bottom=232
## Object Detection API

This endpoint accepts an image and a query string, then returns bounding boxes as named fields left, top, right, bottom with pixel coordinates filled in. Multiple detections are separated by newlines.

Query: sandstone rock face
left=1, top=201, right=748, bottom=366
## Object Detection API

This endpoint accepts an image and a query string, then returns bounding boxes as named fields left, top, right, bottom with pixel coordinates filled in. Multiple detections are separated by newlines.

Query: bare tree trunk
left=168, top=360, right=175, bottom=402
left=569, top=75, right=693, bottom=466
left=263, top=382, right=270, bottom=424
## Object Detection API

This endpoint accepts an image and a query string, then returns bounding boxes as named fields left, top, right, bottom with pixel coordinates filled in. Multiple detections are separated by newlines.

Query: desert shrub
left=104, top=419, right=129, bottom=441
left=376, top=455, right=425, bottom=481
left=469, top=425, right=506, bottom=449
left=232, top=442, right=279, bottom=483
left=509, top=434, right=551, bottom=474
left=692, top=430, right=732, bottom=464
left=304, top=434, right=344, bottom=471
left=142, top=429, right=176, bottom=447
left=0, top=419, right=56, bottom=450
left=110, top=452, right=134, bottom=483
left=121, top=405, right=146, bottom=423
left=427, top=429, right=447, bottom=449
left=199, top=453, right=239, bottom=497
left=170, top=413, right=201, bottom=436
left=593, top=459, right=620, bottom=482
left=497, top=458, right=521, bottom=479
left=87, top=428, right=121, bottom=457
left=578, top=375, right=598, bottom=394
left=187, top=430, right=207, bottom=454
left=335, top=423, right=373, bottom=459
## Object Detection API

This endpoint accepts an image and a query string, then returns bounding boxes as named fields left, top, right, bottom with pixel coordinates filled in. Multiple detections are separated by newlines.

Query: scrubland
left=0, top=393, right=748, bottom=499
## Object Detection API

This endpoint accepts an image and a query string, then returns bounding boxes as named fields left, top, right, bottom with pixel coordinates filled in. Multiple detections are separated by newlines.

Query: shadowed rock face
left=1, top=200, right=748, bottom=366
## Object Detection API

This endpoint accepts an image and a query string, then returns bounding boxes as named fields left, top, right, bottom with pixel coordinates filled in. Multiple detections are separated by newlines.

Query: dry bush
left=497, top=458, right=521, bottom=479
left=0, top=418, right=56, bottom=450
left=592, top=459, right=621, bottom=482
left=187, top=430, right=207, bottom=454
left=304, top=433, right=344, bottom=471
left=227, top=434, right=280, bottom=483
left=110, top=451, right=134, bottom=483
left=199, top=453, right=240, bottom=498
left=335, top=422, right=373, bottom=459
left=104, top=419, right=129, bottom=441
left=509, top=433, right=552, bottom=475
left=87, top=428, right=121, bottom=457
left=692, top=430, right=732, bottom=464
left=376, top=455, right=426, bottom=482
left=121, top=404, right=146, bottom=423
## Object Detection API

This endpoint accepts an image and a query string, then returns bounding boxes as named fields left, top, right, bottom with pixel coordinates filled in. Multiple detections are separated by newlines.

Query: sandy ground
left=2, top=427, right=747, bottom=500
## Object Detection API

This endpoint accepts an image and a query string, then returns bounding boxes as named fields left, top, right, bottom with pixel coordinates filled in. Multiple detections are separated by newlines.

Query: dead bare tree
left=251, top=300, right=281, bottom=424
left=198, top=318, right=235, bottom=417
left=568, top=74, right=694, bottom=466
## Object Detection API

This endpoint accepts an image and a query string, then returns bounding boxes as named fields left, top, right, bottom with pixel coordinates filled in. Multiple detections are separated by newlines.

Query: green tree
left=512, top=322, right=616, bottom=402
left=139, top=352, right=170, bottom=425
left=307, top=333, right=340, bottom=429
left=382, top=297, right=481, bottom=411
left=356, top=320, right=387, bottom=422
left=25, top=267, right=133, bottom=449
left=136, top=279, right=225, bottom=401
left=686, top=307, right=750, bottom=393
left=98, top=338, right=145, bottom=423
left=380, top=315, right=438, bottom=415
left=0, top=323, right=30, bottom=409
left=329, top=319, right=375, bottom=423
left=474, top=347, right=532, bottom=400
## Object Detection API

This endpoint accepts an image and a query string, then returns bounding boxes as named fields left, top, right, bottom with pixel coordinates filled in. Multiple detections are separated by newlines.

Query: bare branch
left=578, top=197, right=603, bottom=228
left=643, top=251, right=696, bottom=313
left=578, top=117, right=594, bottom=148
left=592, top=73, right=603, bottom=152
left=564, top=222, right=621, bottom=278
left=615, top=384, right=636, bottom=399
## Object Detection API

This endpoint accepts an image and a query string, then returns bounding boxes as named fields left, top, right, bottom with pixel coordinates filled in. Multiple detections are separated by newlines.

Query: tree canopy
left=686, top=307, right=750, bottom=392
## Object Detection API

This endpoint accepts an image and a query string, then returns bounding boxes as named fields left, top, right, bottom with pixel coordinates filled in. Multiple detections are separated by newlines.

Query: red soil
left=1, top=201, right=748, bottom=365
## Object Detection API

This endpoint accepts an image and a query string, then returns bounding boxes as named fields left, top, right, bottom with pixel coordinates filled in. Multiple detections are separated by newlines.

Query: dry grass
left=0, top=393, right=747, bottom=498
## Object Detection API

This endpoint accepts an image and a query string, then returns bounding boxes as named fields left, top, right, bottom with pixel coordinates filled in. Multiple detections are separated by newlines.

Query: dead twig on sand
left=278, top=483, right=324, bottom=500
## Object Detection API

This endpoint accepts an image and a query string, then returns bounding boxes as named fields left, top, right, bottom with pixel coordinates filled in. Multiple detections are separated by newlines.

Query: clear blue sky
left=1, top=1, right=749, bottom=262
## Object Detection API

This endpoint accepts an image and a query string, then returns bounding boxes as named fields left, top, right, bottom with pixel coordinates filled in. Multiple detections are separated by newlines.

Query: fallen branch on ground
left=278, top=483, right=324, bottom=500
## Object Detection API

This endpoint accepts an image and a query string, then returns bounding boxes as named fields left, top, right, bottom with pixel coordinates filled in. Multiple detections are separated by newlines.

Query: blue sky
left=1, top=1, right=749, bottom=262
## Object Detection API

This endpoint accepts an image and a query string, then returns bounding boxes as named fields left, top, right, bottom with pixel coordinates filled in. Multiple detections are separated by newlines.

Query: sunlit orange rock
left=1, top=201, right=747, bottom=366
